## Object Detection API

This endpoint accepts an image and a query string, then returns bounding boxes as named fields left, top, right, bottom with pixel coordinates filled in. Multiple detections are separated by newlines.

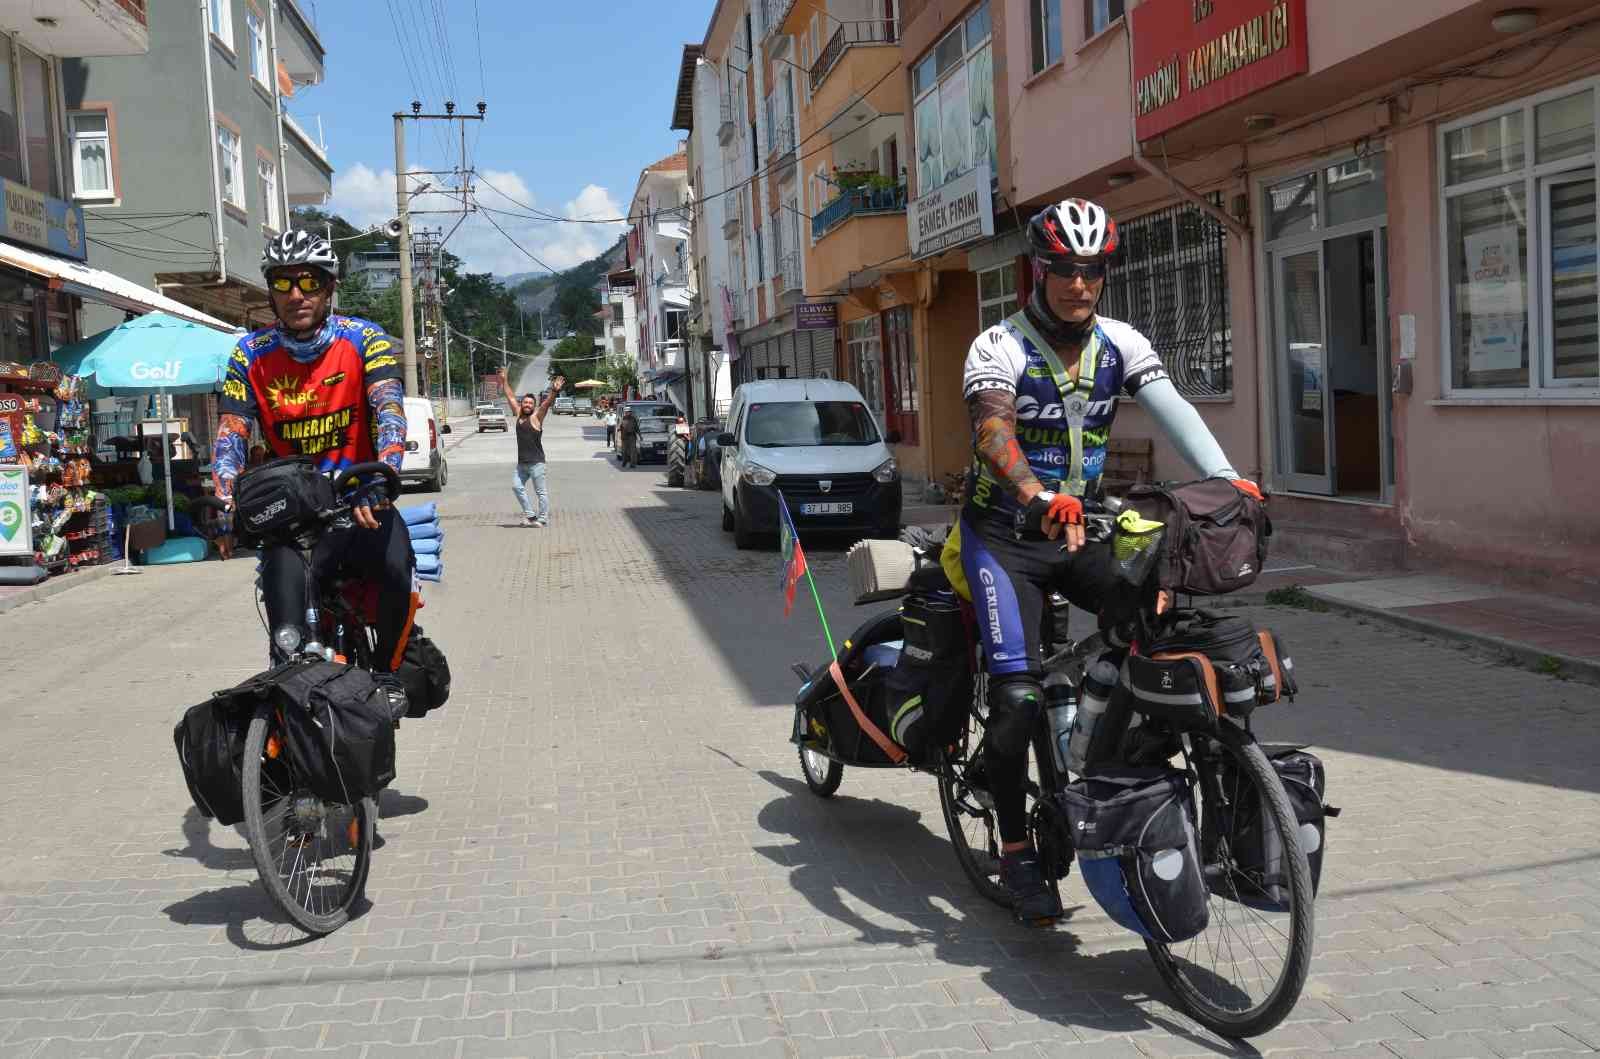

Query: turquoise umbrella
left=52, top=312, right=244, bottom=530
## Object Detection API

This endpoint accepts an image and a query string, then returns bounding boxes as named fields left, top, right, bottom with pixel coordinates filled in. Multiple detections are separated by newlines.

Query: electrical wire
left=480, top=208, right=560, bottom=276
left=472, top=57, right=906, bottom=228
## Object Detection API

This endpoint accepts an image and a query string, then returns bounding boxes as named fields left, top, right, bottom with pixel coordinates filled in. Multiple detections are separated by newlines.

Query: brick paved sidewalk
left=1, top=419, right=1598, bottom=1059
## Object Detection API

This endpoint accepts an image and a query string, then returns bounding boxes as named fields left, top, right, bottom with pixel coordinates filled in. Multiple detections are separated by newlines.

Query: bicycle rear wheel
left=241, top=704, right=373, bottom=935
left=1146, top=720, right=1314, bottom=1038
left=937, top=686, right=1012, bottom=908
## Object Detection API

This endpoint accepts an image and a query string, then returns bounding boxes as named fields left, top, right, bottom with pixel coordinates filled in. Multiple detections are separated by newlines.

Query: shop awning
left=0, top=241, right=236, bottom=332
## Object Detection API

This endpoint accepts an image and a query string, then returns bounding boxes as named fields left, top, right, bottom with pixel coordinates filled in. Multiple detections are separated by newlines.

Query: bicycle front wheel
left=241, top=704, right=373, bottom=935
left=937, top=686, right=1014, bottom=909
left=1147, top=720, right=1314, bottom=1038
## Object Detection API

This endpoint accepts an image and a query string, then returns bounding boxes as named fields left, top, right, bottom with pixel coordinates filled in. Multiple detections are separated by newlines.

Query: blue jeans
left=513, top=461, right=549, bottom=521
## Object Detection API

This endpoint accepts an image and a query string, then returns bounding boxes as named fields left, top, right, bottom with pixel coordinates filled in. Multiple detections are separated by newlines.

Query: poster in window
left=967, top=44, right=995, bottom=174
left=1463, top=226, right=1526, bottom=373
left=914, top=93, right=941, bottom=196
left=938, top=65, right=970, bottom=186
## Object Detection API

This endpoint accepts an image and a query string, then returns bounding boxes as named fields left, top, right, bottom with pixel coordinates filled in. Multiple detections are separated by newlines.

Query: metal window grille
left=1101, top=200, right=1232, bottom=397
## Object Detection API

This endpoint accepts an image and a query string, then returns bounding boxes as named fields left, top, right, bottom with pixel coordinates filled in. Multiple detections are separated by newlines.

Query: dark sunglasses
left=1045, top=258, right=1109, bottom=282
left=269, top=273, right=329, bottom=294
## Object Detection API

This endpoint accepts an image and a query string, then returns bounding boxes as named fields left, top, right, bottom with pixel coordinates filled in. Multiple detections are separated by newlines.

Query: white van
left=400, top=397, right=449, bottom=492
left=718, top=378, right=901, bottom=549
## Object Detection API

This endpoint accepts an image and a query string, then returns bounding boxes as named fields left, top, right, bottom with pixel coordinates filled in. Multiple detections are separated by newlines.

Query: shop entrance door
left=1265, top=156, right=1391, bottom=499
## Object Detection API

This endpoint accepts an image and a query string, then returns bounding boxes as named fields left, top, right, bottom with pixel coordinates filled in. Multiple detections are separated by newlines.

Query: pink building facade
left=1001, top=0, right=1600, bottom=591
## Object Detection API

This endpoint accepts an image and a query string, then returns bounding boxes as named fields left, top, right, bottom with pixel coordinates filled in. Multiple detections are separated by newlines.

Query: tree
left=553, top=283, right=601, bottom=336
left=546, top=335, right=601, bottom=391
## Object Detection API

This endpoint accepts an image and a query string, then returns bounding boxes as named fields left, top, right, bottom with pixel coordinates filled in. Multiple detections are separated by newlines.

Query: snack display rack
left=0, top=362, right=106, bottom=576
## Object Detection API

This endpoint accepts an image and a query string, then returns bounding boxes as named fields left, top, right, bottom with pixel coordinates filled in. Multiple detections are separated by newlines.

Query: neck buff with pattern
left=275, top=316, right=336, bottom=363
left=1025, top=259, right=1100, bottom=346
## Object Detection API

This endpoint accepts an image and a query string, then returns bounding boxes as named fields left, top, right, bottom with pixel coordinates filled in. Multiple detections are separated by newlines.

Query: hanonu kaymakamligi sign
left=1131, top=0, right=1309, bottom=141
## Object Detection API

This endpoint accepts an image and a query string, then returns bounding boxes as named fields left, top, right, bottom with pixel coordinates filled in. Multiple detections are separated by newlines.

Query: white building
left=625, top=146, right=694, bottom=412
left=671, top=45, right=735, bottom=419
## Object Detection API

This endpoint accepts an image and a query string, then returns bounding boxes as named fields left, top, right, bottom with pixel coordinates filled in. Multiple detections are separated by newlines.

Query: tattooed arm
left=213, top=340, right=259, bottom=503
left=211, top=414, right=252, bottom=502
left=967, top=390, right=1045, bottom=506
left=367, top=377, right=407, bottom=475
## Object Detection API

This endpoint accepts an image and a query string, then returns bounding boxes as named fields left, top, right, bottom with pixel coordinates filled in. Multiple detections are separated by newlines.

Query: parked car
left=621, top=401, right=678, bottom=464
left=476, top=403, right=508, bottom=432
left=400, top=397, right=449, bottom=492
left=572, top=396, right=593, bottom=415
left=553, top=396, right=576, bottom=415
left=718, top=379, right=902, bottom=550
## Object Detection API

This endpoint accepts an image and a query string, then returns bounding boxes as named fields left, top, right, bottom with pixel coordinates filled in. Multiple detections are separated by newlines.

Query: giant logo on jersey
left=1014, top=394, right=1116, bottom=421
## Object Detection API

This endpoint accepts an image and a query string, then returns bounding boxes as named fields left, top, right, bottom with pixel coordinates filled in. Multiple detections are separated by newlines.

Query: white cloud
left=329, top=164, right=627, bottom=279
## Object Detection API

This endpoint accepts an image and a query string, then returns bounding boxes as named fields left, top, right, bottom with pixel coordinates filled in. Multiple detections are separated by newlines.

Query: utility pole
left=392, top=99, right=486, bottom=394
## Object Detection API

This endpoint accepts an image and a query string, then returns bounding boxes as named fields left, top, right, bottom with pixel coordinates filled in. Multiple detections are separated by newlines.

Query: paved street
left=2, top=413, right=1599, bottom=1059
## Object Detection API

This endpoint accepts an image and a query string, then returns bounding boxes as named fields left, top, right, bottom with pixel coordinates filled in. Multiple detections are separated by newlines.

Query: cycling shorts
left=947, top=512, right=1116, bottom=677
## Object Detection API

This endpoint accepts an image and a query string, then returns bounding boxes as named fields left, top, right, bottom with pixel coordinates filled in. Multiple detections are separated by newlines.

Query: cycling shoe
left=1000, top=850, right=1062, bottom=925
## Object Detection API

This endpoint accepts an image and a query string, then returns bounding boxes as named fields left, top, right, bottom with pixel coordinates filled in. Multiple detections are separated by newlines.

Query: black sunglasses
left=1045, top=258, right=1109, bottom=282
left=269, top=273, right=329, bottom=294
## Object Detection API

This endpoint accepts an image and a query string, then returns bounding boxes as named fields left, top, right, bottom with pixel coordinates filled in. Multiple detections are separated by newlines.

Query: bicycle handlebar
left=328, top=461, right=402, bottom=505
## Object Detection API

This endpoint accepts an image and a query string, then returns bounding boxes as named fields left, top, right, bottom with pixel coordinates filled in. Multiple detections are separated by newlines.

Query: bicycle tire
left=1146, top=721, right=1315, bottom=1038
left=937, top=700, right=1011, bottom=909
left=241, top=703, right=373, bottom=935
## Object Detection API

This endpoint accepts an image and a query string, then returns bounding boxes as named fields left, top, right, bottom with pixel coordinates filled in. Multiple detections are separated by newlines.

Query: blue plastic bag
left=407, top=520, right=442, bottom=541
left=399, top=503, right=437, bottom=526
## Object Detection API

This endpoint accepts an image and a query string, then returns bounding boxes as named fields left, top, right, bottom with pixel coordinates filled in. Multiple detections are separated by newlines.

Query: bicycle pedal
left=1017, top=913, right=1060, bottom=928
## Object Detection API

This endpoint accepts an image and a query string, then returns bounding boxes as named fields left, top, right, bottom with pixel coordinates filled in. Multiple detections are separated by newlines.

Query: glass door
left=1275, top=248, right=1332, bottom=494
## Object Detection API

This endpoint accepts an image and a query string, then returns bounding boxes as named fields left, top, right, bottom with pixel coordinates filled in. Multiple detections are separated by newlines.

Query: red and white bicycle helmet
left=1027, top=198, right=1120, bottom=260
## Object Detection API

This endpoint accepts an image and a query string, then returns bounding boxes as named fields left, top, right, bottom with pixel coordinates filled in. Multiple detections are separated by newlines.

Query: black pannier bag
left=270, top=661, right=397, bottom=804
left=173, top=666, right=300, bottom=825
left=1059, top=768, right=1210, bottom=944
left=232, top=457, right=336, bottom=544
left=1122, top=479, right=1271, bottom=596
left=397, top=625, right=451, bottom=718
left=793, top=611, right=905, bottom=766
left=1211, top=745, right=1338, bottom=910
left=173, top=700, right=250, bottom=825
left=1124, top=610, right=1300, bottom=722
left=885, top=592, right=971, bottom=763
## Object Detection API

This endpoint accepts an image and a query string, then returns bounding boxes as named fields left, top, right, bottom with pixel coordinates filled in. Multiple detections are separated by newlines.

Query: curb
left=0, top=561, right=121, bottom=617
left=1292, top=590, right=1600, bottom=688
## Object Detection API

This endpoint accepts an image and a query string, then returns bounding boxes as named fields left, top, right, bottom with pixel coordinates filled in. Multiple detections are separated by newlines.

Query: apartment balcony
left=6, top=0, right=149, bottom=56
left=276, top=0, right=325, bottom=87
left=809, top=16, right=898, bottom=92
left=722, top=200, right=742, bottom=240
left=730, top=288, right=748, bottom=327
left=282, top=113, right=333, bottom=206
left=811, top=183, right=906, bottom=241
left=767, top=115, right=796, bottom=176
left=762, top=0, right=797, bottom=40
left=778, top=250, right=802, bottom=294
left=808, top=185, right=909, bottom=295
left=717, top=97, right=736, bottom=146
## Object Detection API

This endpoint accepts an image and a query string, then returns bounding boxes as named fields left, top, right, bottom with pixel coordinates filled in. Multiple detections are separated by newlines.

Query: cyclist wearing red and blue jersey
left=952, top=200, right=1264, bottom=922
left=212, top=229, right=415, bottom=671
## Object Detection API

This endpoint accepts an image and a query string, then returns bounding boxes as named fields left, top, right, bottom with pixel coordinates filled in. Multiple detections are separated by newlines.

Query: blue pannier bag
left=1059, top=768, right=1209, bottom=944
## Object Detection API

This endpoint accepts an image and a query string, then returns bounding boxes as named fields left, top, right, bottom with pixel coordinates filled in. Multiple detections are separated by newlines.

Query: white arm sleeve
left=1133, top=377, right=1239, bottom=480
left=962, top=324, right=1028, bottom=399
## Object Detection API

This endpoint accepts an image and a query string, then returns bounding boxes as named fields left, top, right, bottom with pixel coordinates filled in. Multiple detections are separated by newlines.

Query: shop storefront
left=0, top=184, right=234, bottom=583
left=1098, top=0, right=1600, bottom=582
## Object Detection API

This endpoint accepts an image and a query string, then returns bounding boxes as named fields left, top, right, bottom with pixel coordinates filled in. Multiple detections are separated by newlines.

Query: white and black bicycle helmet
left=261, top=228, right=340, bottom=279
left=1026, top=198, right=1120, bottom=261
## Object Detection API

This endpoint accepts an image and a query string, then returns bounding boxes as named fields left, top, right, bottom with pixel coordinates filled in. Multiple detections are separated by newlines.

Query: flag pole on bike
left=777, top=490, right=835, bottom=659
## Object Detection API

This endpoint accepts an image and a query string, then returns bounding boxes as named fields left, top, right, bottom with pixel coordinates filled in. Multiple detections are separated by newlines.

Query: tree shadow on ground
left=750, top=768, right=1257, bottom=1056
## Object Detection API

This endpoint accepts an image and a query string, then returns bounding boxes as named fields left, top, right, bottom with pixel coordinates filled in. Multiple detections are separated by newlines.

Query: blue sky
left=298, top=0, right=716, bottom=278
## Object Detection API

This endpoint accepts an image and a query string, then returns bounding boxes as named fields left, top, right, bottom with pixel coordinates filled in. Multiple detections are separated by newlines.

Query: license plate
left=801, top=502, right=853, bottom=516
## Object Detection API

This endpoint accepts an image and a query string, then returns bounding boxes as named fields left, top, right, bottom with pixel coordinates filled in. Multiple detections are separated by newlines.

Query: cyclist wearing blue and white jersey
left=948, top=199, right=1264, bottom=922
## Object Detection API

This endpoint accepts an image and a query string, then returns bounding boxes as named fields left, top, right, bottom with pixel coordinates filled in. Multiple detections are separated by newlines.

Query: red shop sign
left=1130, top=0, right=1308, bottom=141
